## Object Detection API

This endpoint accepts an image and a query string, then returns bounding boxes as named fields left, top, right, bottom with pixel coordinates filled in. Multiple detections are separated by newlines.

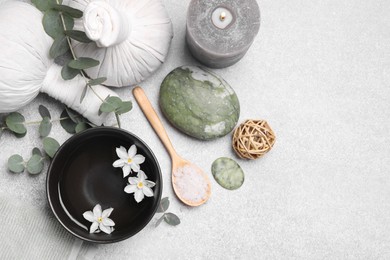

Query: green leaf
left=51, top=4, right=83, bottom=18
left=5, top=112, right=26, bottom=134
left=38, top=105, right=51, bottom=119
left=75, top=122, right=89, bottom=133
left=99, top=96, right=122, bottom=113
left=39, top=117, right=52, bottom=137
left=60, top=109, right=76, bottom=134
left=43, top=137, right=60, bottom=158
left=50, top=35, right=69, bottom=59
left=155, top=215, right=165, bottom=227
left=26, top=154, right=44, bottom=175
left=0, top=128, right=3, bottom=139
left=32, top=147, right=42, bottom=156
left=157, top=197, right=170, bottom=213
left=164, top=213, right=180, bottom=226
left=88, top=77, right=107, bottom=86
left=61, top=62, right=80, bottom=80
left=64, top=30, right=92, bottom=43
left=80, top=84, right=88, bottom=103
left=43, top=10, right=74, bottom=39
left=68, top=58, right=100, bottom=70
left=32, top=0, right=56, bottom=11
left=116, top=101, right=133, bottom=115
left=66, top=107, right=81, bottom=123
left=8, top=154, right=25, bottom=173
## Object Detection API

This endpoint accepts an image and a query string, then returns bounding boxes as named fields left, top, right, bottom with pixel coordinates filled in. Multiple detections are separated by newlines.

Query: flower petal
left=131, top=163, right=140, bottom=173
left=102, top=218, right=115, bottom=227
left=124, top=184, right=137, bottom=194
left=102, top=207, right=113, bottom=218
left=90, top=222, right=99, bottom=233
left=132, top=155, right=145, bottom=164
left=128, top=177, right=137, bottom=185
left=99, top=223, right=112, bottom=234
left=112, top=159, right=125, bottom=168
left=137, top=170, right=146, bottom=180
left=122, top=165, right=131, bottom=178
left=145, top=180, right=156, bottom=188
left=93, top=204, right=102, bottom=218
left=143, top=186, right=154, bottom=197
left=134, top=189, right=144, bottom=203
left=116, top=146, right=128, bottom=159
left=83, top=211, right=95, bottom=222
left=128, top=145, right=137, bottom=157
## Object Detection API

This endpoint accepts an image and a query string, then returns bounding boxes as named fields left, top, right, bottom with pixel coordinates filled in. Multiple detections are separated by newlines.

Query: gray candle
left=186, top=0, right=260, bottom=68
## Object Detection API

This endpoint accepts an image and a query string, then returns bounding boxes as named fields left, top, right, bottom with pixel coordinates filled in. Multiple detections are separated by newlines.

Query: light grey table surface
left=1, top=0, right=390, bottom=259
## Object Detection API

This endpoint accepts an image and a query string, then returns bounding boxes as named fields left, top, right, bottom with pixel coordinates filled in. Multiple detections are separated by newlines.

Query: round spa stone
left=211, top=157, right=244, bottom=190
left=159, top=66, right=240, bottom=140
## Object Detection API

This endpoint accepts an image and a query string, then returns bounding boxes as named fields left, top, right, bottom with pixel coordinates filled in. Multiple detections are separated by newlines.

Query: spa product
left=160, top=66, right=240, bottom=140
left=133, top=87, right=211, bottom=207
left=0, top=1, right=117, bottom=125
left=66, top=0, right=173, bottom=87
left=186, top=0, right=260, bottom=68
left=211, top=157, right=244, bottom=190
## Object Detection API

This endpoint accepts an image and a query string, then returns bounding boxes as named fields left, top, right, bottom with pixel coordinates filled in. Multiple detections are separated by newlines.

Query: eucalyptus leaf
left=65, top=30, right=92, bottom=43
left=32, top=0, right=56, bottom=11
left=164, top=213, right=180, bottom=226
left=0, top=128, right=3, bottom=139
left=99, top=96, right=122, bottom=113
left=65, top=107, right=81, bottom=123
left=116, top=101, right=133, bottom=115
left=75, top=122, right=89, bottom=133
left=5, top=112, right=26, bottom=134
left=43, top=137, right=60, bottom=158
left=26, top=154, right=44, bottom=175
left=155, top=215, right=165, bottom=227
left=60, top=109, right=76, bottom=134
left=43, top=10, right=74, bottom=39
left=32, top=147, right=42, bottom=156
left=61, top=62, right=80, bottom=80
left=38, top=105, right=51, bottom=119
left=8, top=154, right=25, bottom=173
left=157, top=197, right=170, bottom=213
left=51, top=4, right=83, bottom=18
left=39, top=117, right=52, bottom=137
left=80, top=85, right=88, bottom=103
left=88, top=77, right=107, bottom=86
left=14, top=132, right=27, bottom=139
left=50, top=35, right=69, bottom=59
left=68, top=58, right=100, bottom=70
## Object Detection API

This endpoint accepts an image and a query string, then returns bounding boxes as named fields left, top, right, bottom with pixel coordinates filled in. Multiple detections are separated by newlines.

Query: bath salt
left=173, top=165, right=209, bottom=203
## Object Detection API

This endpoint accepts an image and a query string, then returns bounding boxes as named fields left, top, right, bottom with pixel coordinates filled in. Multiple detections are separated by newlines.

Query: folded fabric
left=0, top=193, right=97, bottom=260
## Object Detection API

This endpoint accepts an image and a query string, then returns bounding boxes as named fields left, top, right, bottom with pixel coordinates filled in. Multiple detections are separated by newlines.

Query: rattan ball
left=232, top=119, right=276, bottom=160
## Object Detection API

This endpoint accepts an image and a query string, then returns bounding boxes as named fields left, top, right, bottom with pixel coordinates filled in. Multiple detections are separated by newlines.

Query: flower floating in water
left=124, top=171, right=155, bottom=203
left=83, top=204, right=115, bottom=234
left=113, top=145, right=145, bottom=178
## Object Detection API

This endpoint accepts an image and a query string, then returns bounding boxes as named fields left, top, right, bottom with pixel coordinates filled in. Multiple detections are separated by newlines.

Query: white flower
left=83, top=204, right=115, bottom=234
left=124, top=171, right=155, bottom=203
left=113, top=145, right=145, bottom=178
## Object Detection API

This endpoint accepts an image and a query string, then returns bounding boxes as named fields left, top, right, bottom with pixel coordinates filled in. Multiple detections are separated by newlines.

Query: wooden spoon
left=133, top=87, right=211, bottom=207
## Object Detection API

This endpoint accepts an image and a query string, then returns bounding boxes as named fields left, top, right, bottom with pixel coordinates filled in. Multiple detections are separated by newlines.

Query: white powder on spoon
left=173, top=165, right=209, bottom=204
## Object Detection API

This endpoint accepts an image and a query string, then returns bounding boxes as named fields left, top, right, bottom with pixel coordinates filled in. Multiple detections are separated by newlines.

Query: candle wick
left=220, top=12, right=226, bottom=21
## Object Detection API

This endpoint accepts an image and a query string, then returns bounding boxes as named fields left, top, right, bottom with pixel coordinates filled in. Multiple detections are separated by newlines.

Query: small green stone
left=211, top=157, right=244, bottom=190
left=159, top=66, right=240, bottom=140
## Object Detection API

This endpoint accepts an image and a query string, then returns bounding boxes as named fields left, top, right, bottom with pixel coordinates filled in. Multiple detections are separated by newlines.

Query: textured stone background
left=1, top=0, right=390, bottom=259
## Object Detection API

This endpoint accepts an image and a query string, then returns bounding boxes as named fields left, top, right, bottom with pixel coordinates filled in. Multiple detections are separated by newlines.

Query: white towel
left=0, top=193, right=97, bottom=260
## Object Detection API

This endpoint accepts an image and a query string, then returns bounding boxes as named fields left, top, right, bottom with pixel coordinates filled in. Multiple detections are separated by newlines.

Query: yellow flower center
left=127, top=158, right=133, bottom=163
left=137, top=182, right=144, bottom=189
left=97, top=217, right=103, bottom=223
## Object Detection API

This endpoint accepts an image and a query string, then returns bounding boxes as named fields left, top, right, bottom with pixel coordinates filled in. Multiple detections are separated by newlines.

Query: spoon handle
left=133, top=86, right=179, bottom=159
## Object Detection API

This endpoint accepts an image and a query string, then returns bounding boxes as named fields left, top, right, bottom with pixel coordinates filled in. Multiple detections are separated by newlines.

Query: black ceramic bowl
left=46, top=127, right=162, bottom=243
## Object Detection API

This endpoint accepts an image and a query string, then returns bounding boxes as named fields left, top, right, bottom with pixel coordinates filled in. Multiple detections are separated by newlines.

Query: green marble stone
left=211, top=157, right=244, bottom=190
left=159, top=66, right=240, bottom=140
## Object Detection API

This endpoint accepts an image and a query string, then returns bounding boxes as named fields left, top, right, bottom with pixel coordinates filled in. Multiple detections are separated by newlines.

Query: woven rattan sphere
left=232, top=119, right=276, bottom=159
